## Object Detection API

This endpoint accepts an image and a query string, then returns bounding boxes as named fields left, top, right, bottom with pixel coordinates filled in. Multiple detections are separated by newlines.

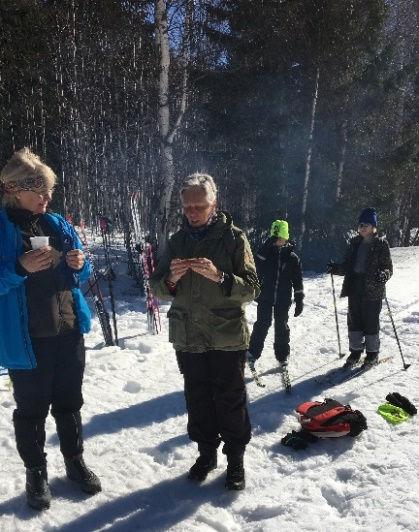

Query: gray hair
left=180, top=173, right=217, bottom=202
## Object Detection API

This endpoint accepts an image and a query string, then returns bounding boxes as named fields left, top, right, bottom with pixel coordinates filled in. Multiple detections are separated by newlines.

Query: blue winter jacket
left=0, top=209, right=92, bottom=369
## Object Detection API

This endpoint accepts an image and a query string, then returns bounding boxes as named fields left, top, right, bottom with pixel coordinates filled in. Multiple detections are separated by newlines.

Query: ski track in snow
left=1, top=237, right=418, bottom=532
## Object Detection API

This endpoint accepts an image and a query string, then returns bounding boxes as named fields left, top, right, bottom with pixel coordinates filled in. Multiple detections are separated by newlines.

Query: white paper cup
left=30, top=236, right=50, bottom=250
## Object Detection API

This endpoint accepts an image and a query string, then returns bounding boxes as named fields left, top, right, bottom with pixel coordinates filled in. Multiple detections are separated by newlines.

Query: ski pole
left=106, top=268, right=118, bottom=346
left=330, top=273, right=345, bottom=358
left=385, top=296, right=410, bottom=370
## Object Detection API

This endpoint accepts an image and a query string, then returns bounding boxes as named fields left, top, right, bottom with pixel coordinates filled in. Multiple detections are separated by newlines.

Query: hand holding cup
left=19, top=246, right=53, bottom=273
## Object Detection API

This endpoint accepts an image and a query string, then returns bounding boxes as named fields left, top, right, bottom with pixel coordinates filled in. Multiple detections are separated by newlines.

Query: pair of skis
left=248, top=363, right=292, bottom=393
left=248, top=354, right=393, bottom=393
left=79, top=223, right=118, bottom=346
left=315, top=355, right=393, bottom=386
left=139, top=242, right=161, bottom=335
left=129, top=191, right=161, bottom=335
left=98, top=217, right=119, bottom=344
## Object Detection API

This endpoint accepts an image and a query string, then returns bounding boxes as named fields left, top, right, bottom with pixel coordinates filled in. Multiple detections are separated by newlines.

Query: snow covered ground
left=0, top=239, right=418, bottom=532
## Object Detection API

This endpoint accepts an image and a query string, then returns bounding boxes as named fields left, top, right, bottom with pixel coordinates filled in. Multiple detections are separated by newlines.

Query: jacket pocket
left=167, top=308, right=186, bottom=345
left=209, top=307, right=248, bottom=348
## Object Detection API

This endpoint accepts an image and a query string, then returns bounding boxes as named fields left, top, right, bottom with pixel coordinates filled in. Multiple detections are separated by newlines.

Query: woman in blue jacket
left=0, top=148, right=101, bottom=510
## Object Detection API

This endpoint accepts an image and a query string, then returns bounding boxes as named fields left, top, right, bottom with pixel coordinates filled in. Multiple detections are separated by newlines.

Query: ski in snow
left=280, top=367, right=292, bottom=393
left=316, top=356, right=392, bottom=386
left=247, top=361, right=266, bottom=388
left=335, top=356, right=393, bottom=385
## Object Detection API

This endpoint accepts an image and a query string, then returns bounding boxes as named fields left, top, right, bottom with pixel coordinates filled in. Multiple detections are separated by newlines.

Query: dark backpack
left=296, top=398, right=367, bottom=438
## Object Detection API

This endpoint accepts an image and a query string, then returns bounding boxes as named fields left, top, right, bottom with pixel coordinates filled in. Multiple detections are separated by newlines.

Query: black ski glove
left=327, top=260, right=339, bottom=275
left=294, top=293, right=304, bottom=317
left=258, top=236, right=277, bottom=259
left=386, top=393, right=417, bottom=416
left=376, top=270, right=388, bottom=283
left=281, top=430, right=318, bottom=450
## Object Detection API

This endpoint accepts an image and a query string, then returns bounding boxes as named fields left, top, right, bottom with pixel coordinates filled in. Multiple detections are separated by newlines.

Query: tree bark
left=155, top=0, right=191, bottom=254
left=297, top=67, right=320, bottom=252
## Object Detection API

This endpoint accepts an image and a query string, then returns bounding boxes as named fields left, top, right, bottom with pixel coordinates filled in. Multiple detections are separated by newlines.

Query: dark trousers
left=347, top=277, right=382, bottom=353
left=248, top=300, right=290, bottom=361
left=9, top=332, right=85, bottom=469
left=176, top=350, right=251, bottom=457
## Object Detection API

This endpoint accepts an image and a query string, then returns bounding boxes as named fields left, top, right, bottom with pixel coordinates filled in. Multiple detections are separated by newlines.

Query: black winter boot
left=25, top=466, right=51, bottom=510
left=53, top=411, right=84, bottom=459
left=343, top=350, right=362, bottom=369
left=277, top=359, right=288, bottom=372
left=225, top=455, right=245, bottom=491
left=188, top=453, right=217, bottom=482
left=362, top=352, right=378, bottom=369
left=65, top=455, right=102, bottom=494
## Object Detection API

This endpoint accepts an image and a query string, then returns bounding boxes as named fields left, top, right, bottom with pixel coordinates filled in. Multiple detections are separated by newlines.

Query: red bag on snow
left=296, top=398, right=367, bottom=438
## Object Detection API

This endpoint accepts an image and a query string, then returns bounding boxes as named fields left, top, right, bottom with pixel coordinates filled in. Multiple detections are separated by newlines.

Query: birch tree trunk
left=388, top=0, right=415, bottom=247
left=329, top=118, right=348, bottom=241
left=155, top=0, right=191, bottom=253
left=297, top=67, right=320, bottom=252
left=335, top=119, right=347, bottom=202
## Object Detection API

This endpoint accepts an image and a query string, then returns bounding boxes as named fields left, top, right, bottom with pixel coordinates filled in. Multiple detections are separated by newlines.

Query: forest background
left=0, top=0, right=418, bottom=269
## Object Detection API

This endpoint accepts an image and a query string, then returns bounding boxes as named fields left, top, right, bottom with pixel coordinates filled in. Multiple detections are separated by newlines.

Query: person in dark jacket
left=247, top=220, right=304, bottom=371
left=328, top=207, right=393, bottom=369
left=0, top=148, right=101, bottom=511
left=151, top=173, right=259, bottom=491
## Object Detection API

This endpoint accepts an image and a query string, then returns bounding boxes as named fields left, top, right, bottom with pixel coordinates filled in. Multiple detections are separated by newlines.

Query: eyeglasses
left=26, top=189, right=53, bottom=197
left=358, top=223, right=371, bottom=228
left=182, top=204, right=212, bottom=214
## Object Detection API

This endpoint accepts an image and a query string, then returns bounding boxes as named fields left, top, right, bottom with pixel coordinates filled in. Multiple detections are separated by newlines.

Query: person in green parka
left=151, top=173, right=260, bottom=491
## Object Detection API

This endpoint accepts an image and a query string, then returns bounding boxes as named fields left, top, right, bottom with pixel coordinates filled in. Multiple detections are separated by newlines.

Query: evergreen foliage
left=0, top=0, right=417, bottom=267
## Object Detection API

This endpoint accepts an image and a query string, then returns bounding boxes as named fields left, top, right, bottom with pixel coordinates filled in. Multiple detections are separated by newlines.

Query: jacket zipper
left=273, top=250, right=282, bottom=306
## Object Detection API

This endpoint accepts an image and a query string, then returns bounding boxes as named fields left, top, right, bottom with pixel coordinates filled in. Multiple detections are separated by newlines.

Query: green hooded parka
left=151, top=212, right=260, bottom=353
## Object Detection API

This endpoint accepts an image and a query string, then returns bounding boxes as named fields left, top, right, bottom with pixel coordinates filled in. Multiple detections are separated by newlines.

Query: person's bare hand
left=66, top=249, right=85, bottom=270
left=168, top=259, right=191, bottom=284
left=188, top=258, right=221, bottom=283
left=18, top=247, right=53, bottom=273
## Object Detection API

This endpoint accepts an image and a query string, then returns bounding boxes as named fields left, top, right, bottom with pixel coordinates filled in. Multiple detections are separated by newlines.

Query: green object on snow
left=377, top=403, right=410, bottom=424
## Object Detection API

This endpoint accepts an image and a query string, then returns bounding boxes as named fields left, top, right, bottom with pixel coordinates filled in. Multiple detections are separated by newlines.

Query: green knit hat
left=270, top=220, right=289, bottom=240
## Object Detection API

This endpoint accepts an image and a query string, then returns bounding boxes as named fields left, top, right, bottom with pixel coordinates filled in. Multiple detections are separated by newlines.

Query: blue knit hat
left=358, top=208, right=377, bottom=227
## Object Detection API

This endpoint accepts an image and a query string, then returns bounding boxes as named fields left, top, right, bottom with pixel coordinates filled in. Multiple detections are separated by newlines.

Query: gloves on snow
left=281, top=430, right=318, bottom=450
left=386, top=392, right=417, bottom=416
